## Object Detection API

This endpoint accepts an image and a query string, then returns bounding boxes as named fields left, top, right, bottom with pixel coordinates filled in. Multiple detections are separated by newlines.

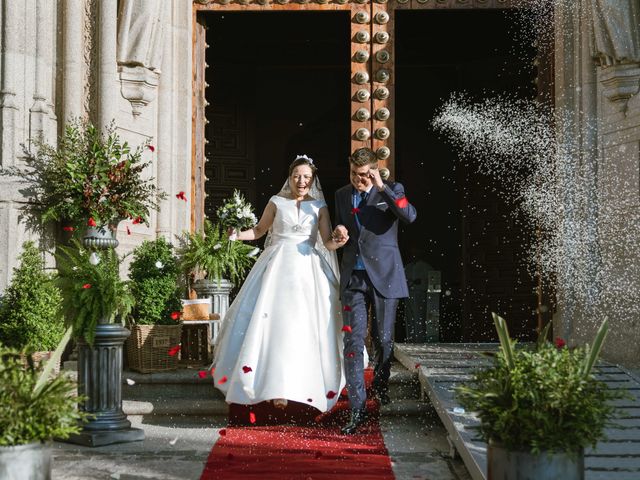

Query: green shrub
left=129, top=238, right=181, bottom=325
left=0, top=241, right=64, bottom=351
left=0, top=346, right=86, bottom=446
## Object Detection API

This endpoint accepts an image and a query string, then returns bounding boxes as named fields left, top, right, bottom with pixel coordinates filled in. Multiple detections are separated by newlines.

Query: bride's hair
left=288, top=155, right=318, bottom=180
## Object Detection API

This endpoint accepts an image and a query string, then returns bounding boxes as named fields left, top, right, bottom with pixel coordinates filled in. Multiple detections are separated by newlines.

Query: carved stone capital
left=118, top=65, right=160, bottom=116
left=599, top=63, right=640, bottom=105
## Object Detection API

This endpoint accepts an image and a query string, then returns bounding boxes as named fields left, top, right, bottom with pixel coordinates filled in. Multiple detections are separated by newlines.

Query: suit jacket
left=334, top=181, right=417, bottom=299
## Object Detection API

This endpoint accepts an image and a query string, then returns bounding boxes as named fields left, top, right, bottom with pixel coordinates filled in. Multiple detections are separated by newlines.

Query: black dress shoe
left=341, top=409, right=367, bottom=435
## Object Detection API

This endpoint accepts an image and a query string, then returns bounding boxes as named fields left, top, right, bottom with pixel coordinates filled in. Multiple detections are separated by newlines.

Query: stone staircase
left=122, top=361, right=429, bottom=422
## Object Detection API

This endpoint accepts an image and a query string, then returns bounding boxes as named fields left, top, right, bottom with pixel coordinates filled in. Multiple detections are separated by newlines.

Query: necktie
left=359, top=191, right=368, bottom=207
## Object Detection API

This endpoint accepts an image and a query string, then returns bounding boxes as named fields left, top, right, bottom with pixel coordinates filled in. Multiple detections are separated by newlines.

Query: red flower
left=82, top=283, right=91, bottom=289
left=342, top=305, right=352, bottom=312
left=132, top=216, right=143, bottom=225
left=63, top=226, right=74, bottom=232
left=126, top=226, right=131, bottom=235
left=219, top=428, right=226, bottom=436
left=342, top=325, right=352, bottom=333
left=326, top=390, right=337, bottom=399
left=414, top=363, right=421, bottom=369
left=170, top=311, right=181, bottom=321
left=395, top=197, right=409, bottom=209
left=176, top=191, right=187, bottom=201
left=242, top=366, right=253, bottom=373
left=87, top=217, right=97, bottom=227
left=554, top=337, right=566, bottom=348
left=147, top=145, right=155, bottom=152
left=350, top=207, right=360, bottom=215
left=249, top=412, right=256, bottom=424
left=347, top=352, right=355, bottom=358
left=168, top=345, right=181, bottom=356
left=198, top=370, right=208, bottom=379
left=218, top=375, right=228, bottom=384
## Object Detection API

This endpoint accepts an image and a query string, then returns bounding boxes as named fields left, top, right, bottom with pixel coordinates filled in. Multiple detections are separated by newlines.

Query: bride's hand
left=227, top=228, right=238, bottom=241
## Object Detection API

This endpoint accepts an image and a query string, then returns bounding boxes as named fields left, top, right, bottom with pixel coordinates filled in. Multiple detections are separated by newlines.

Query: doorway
left=396, top=9, right=541, bottom=342
left=203, top=12, right=351, bottom=226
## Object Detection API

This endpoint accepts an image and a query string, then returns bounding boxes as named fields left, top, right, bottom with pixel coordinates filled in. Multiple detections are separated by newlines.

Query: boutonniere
left=351, top=207, right=360, bottom=215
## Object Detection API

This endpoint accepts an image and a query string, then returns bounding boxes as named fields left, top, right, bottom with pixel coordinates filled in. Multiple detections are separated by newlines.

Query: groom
left=333, top=147, right=417, bottom=435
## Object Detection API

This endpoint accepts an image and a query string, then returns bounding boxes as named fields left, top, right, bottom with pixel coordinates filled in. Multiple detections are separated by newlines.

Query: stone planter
left=193, top=278, right=234, bottom=320
left=0, top=442, right=51, bottom=480
left=488, top=442, right=584, bottom=480
left=83, top=225, right=119, bottom=250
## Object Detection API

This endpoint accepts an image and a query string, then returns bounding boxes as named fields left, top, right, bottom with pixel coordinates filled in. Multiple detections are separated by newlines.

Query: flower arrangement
left=456, top=313, right=623, bottom=455
left=55, top=241, right=135, bottom=344
left=2, top=119, right=166, bottom=233
left=215, top=190, right=257, bottom=233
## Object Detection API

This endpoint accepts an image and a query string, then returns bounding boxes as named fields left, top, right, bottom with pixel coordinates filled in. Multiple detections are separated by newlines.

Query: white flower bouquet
left=216, top=190, right=258, bottom=234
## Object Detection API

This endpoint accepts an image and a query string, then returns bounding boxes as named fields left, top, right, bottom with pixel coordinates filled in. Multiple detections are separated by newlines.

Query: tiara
left=295, top=154, right=313, bottom=164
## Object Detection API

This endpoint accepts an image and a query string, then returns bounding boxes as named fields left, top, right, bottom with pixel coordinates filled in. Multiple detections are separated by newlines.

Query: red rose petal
left=347, top=352, right=355, bottom=358
left=351, top=207, right=360, bottom=215
left=87, top=217, right=97, bottom=227
left=147, top=145, right=155, bottom=152
left=326, top=390, right=337, bottom=399
left=342, top=305, right=352, bottom=312
left=307, top=398, right=313, bottom=403
left=395, top=197, right=409, bottom=209
left=82, top=283, right=91, bottom=289
left=126, top=226, right=131, bottom=235
left=198, top=370, right=207, bottom=379
left=63, top=226, right=74, bottom=232
left=170, top=311, right=181, bottom=320
left=168, top=345, right=181, bottom=356
left=176, top=191, right=187, bottom=201
left=554, top=337, right=566, bottom=348
left=219, top=428, right=226, bottom=436
left=242, top=366, right=253, bottom=373
left=342, top=325, right=352, bottom=333
left=132, top=216, right=143, bottom=225
left=249, top=412, right=256, bottom=424
left=210, top=367, right=215, bottom=375
left=218, top=375, right=227, bottom=384
left=414, top=363, right=421, bottom=369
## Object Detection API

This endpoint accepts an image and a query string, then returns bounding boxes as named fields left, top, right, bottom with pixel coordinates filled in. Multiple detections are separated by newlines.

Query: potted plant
left=456, top=313, right=622, bottom=480
left=126, top=238, right=183, bottom=373
left=1, top=119, right=166, bottom=244
left=0, top=241, right=65, bottom=373
left=54, top=242, right=143, bottom=446
left=176, top=219, right=257, bottom=319
left=0, top=345, right=87, bottom=479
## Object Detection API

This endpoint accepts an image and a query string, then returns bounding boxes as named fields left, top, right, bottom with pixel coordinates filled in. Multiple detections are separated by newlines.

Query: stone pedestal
left=65, top=324, right=144, bottom=447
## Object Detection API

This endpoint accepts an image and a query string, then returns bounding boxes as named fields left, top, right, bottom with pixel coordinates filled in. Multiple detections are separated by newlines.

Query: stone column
left=62, top=0, right=84, bottom=124
left=29, top=0, right=55, bottom=144
left=97, top=0, right=117, bottom=131
left=0, top=0, right=20, bottom=167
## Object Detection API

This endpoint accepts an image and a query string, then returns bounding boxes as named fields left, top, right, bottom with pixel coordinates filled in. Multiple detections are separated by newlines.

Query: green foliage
left=129, top=238, right=182, bottom=325
left=1, top=119, right=166, bottom=232
left=176, top=219, right=257, bottom=286
left=0, top=346, right=87, bottom=446
left=55, top=241, right=134, bottom=344
left=0, top=241, right=64, bottom=351
left=456, top=314, right=624, bottom=455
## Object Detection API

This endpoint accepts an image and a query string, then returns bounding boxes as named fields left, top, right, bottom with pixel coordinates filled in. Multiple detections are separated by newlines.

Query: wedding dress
left=212, top=195, right=346, bottom=412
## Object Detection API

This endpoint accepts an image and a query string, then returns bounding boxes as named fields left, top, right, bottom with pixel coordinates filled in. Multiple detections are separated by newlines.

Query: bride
left=211, top=155, right=349, bottom=412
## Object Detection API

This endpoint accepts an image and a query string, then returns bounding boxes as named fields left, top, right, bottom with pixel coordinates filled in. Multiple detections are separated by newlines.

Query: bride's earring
left=273, top=398, right=288, bottom=409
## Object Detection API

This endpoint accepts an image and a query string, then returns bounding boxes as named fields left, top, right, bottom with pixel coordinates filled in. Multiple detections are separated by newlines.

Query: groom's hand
left=369, top=168, right=385, bottom=191
left=333, top=225, right=349, bottom=244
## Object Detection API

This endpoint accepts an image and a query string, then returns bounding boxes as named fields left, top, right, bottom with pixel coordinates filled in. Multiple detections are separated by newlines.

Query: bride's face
left=289, top=165, right=314, bottom=198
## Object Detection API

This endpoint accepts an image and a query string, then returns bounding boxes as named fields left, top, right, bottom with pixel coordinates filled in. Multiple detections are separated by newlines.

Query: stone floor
left=51, top=410, right=471, bottom=480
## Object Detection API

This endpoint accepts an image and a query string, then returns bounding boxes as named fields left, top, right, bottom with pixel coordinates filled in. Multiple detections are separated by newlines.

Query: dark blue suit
left=334, top=181, right=417, bottom=410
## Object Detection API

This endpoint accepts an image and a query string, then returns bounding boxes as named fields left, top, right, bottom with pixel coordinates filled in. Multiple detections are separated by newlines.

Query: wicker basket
left=21, top=351, right=61, bottom=376
left=126, top=324, right=182, bottom=373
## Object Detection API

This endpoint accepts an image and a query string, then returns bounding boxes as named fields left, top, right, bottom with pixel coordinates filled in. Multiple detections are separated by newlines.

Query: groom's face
left=350, top=163, right=373, bottom=192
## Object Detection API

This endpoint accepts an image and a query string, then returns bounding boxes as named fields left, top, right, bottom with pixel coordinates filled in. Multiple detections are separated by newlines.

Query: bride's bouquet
left=216, top=190, right=257, bottom=240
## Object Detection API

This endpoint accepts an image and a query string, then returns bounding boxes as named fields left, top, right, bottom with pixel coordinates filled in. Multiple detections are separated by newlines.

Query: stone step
left=122, top=397, right=432, bottom=418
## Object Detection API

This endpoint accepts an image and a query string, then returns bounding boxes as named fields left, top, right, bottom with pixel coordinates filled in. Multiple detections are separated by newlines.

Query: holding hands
left=332, top=225, right=349, bottom=246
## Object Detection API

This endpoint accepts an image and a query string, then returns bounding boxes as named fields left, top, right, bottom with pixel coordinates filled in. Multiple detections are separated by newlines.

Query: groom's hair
left=349, top=148, right=378, bottom=168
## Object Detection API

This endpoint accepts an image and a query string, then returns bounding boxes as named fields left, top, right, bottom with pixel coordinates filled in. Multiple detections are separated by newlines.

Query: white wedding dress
left=212, top=195, right=346, bottom=412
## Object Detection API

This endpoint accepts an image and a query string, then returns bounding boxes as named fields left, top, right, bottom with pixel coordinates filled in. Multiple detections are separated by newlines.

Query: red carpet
left=200, top=369, right=395, bottom=479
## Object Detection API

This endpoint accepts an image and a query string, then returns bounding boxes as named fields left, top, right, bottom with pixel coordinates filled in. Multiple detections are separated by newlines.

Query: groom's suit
left=334, top=180, right=417, bottom=411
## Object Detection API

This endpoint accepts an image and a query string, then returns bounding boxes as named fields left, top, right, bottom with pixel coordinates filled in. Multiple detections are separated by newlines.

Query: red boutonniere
left=554, top=337, right=566, bottom=348
left=176, top=191, right=187, bottom=201
left=350, top=207, right=360, bottom=215
left=395, top=197, right=409, bottom=209
left=87, top=217, right=97, bottom=227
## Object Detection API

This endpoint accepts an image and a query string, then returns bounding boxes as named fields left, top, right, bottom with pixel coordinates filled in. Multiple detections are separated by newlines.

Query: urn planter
left=488, top=442, right=584, bottom=480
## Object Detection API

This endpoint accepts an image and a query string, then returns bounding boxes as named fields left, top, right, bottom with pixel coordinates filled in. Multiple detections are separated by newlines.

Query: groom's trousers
left=342, top=270, right=399, bottom=411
